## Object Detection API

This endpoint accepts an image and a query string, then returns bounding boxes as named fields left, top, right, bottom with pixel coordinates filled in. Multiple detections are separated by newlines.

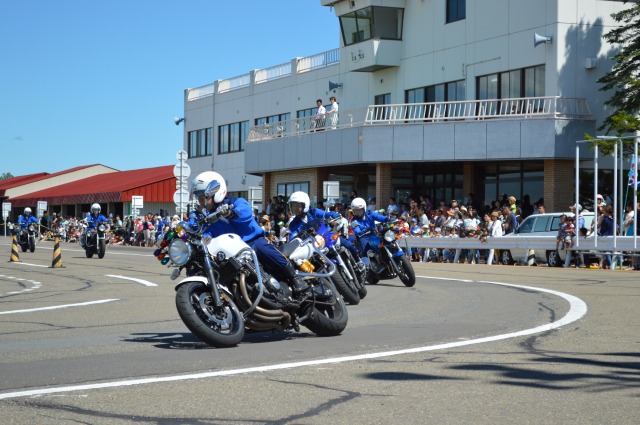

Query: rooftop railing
left=186, top=48, right=340, bottom=100
left=248, top=96, right=593, bottom=142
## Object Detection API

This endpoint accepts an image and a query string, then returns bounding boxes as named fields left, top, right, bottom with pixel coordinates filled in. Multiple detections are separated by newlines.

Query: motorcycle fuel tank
left=206, top=233, right=250, bottom=258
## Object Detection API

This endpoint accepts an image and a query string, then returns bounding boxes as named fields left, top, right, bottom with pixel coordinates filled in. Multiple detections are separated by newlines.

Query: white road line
left=106, top=275, right=158, bottom=287
left=0, top=299, right=119, bottom=316
left=0, top=277, right=588, bottom=400
left=9, top=262, right=48, bottom=268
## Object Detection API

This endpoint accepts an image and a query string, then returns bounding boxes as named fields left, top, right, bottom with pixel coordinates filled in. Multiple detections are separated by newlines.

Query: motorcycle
left=12, top=222, right=38, bottom=253
left=354, top=221, right=416, bottom=287
left=154, top=206, right=348, bottom=348
left=84, top=222, right=108, bottom=259
left=313, top=218, right=367, bottom=305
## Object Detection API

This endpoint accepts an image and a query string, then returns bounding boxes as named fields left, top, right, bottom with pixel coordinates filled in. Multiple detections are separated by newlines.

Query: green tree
left=598, top=1, right=640, bottom=137
left=0, top=172, right=14, bottom=180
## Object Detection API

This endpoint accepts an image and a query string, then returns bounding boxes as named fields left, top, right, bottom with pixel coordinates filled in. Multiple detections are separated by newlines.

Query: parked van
left=501, top=212, right=595, bottom=266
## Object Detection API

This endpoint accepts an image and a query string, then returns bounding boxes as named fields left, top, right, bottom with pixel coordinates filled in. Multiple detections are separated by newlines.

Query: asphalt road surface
left=0, top=237, right=637, bottom=424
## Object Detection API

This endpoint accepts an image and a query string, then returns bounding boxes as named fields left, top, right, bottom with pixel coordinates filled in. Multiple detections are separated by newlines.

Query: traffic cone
left=9, top=235, right=20, bottom=262
left=50, top=236, right=63, bottom=268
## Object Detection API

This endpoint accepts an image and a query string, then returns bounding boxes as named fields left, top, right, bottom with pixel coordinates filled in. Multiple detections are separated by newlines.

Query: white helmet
left=191, top=171, right=227, bottom=203
left=24, top=207, right=32, bottom=215
left=91, top=203, right=101, bottom=214
left=288, top=191, right=310, bottom=214
left=351, top=197, right=366, bottom=211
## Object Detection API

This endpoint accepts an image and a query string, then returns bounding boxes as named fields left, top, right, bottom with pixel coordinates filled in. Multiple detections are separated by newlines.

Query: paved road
left=0, top=237, right=637, bottom=424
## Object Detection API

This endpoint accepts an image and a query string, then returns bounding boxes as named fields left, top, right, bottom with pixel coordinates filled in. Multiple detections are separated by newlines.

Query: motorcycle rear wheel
left=301, top=279, right=348, bottom=337
left=176, top=281, right=245, bottom=348
left=397, top=256, right=416, bottom=287
left=331, top=267, right=360, bottom=305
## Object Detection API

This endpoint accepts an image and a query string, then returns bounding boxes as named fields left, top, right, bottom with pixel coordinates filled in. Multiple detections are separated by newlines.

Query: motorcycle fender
left=392, top=249, right=405, bottom=257
left=173, top=277, right=233, bottom=298
left=174, top=276, right=208, bottom=292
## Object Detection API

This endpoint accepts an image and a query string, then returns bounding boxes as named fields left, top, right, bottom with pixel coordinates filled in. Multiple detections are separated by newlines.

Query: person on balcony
left=326, top=96, right=339, bottom=129
left=313, top=99, right=326, bottom=131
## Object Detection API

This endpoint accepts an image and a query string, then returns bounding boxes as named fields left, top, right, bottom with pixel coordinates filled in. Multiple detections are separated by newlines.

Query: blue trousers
left=249, top=237, right=289, bottom=275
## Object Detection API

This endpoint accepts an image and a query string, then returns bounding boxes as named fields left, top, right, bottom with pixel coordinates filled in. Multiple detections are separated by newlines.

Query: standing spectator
left=387, top=197, right=399, bottom=215
left=502, top=206, right=517, bottom=234
left=599, top=205, right=615, bottom=269
left=314, top=99, right=326, bottom=131
left=521, top=195, right=534, bottom=218
left=486, top=211, right=504, bottom=265
left=326, top=96, right=339, bottom=128
left=508, top=196, right=517, bottom=214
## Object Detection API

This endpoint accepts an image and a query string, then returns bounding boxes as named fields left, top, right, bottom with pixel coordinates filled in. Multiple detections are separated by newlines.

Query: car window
left=517, top=217, right=534, bottom=234
left=549, top=216, right=563, bottom=231
left=534, top=216, right=550, bottom=232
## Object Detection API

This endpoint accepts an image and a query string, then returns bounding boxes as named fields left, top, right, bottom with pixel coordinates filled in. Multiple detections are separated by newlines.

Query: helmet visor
left=289, top=201, right=305, bottom=215
left=204, top=180, right=221, bottom=199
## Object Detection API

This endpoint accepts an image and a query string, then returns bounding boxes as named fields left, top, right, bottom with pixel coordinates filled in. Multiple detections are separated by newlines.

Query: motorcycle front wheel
left=301, top=278, right=348, bottom=337
left=28, top=238, right=35, bottom=253
left=331, top=266, right=360, bottom=305
left=85, top=248, right=94, bottom=258
left=175, top=281, right=245, bottom=348
left=397, top=255, right=416, bottom=287
left=98, top=240, right=106, bottom=259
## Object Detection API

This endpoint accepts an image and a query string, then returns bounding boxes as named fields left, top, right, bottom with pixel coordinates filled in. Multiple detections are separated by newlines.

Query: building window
left=476, top=65, right=545, bottom=114
left=446, top=0, right=466, bottom=24
left=373, top=93, right=391, bottom=120
left=187, top=127, right=213, bottom=158
left=277, top=182, right=310, bottom=199
left=404, top=80, right=465, bottom=119
left=218, top=120, right=249, bottom=155
left=255, top=113, right=291, bottom=136
left=340, top=6, right=403, bottom=46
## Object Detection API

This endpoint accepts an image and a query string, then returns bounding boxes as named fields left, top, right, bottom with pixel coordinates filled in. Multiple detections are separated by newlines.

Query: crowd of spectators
left=38, top=212, right=185, bottom=247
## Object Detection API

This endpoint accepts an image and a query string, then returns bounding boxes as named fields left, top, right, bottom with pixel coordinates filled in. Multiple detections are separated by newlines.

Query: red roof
left=10, top=165, right=175, bottom=207
left=0, top=173, right=49, bottom=196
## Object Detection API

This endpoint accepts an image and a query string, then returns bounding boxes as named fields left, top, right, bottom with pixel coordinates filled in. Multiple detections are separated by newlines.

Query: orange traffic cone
left=10, top=234, right=20, bottom=262
left=50, top=236, right=63, bottom=268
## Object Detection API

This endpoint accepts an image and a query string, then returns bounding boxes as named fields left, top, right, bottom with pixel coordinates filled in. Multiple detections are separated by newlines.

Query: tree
left=0, top=172, right=14, bottom=180
left=598, top=2, right=640, bottom=137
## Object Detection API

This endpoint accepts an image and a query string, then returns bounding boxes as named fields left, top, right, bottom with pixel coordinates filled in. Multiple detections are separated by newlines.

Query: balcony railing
left=248, top=97, right=593, bottom=142
left=297, top=48, right=340, bottom=73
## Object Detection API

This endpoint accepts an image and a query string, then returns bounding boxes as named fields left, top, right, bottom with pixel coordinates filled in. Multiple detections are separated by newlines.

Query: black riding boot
left=282, top=262, right=310, bottom=297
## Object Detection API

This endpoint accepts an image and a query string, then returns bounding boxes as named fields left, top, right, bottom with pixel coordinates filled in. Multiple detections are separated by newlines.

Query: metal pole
left=594, top=145, right=598, bottom=249
left=635, top=140, right=638, bottom=250
left=575, top=145, right=580, bottom=249
left=613, top=142, right=618, bottom=252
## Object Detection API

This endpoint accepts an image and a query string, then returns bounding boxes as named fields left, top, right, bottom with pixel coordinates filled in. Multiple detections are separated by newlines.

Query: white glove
left=218, top=204, right=232, bottom=218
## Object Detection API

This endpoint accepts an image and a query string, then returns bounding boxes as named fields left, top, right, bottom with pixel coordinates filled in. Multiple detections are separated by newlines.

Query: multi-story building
left=182, top=0, right=630, bottom=213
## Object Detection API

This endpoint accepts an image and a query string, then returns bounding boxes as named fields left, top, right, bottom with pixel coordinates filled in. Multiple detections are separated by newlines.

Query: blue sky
left=0, top=1, right=340, bottom=177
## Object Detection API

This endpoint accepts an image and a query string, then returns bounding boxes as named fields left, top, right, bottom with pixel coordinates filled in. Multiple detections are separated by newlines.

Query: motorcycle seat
left=279, top=239, right=301, bottom=257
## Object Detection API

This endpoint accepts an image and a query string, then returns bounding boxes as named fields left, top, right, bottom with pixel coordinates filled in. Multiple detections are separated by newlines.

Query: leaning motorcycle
left=354, top=222, right=416, bottom=287
left=84, top=223, right=108, bottom=258
left=154, top=207, right=348, bottom=348
left=313, top=218, right=367, bottom=305
left=13, top=223, right=37, bottom=253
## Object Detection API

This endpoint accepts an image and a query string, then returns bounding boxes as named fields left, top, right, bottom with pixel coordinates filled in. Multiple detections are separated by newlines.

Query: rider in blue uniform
left=287, top=191, right=365, bottom=271
left=81, top=203, right=108, bottom=248
left=190, top=171, right=309, bottom=297
left=18, top=207, right=39, bottom=230
left=349, top=197, right=392, bottom=255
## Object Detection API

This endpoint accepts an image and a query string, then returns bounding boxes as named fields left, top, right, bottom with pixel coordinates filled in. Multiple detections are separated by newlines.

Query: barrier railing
left=248, top=96, right=592, bottom=142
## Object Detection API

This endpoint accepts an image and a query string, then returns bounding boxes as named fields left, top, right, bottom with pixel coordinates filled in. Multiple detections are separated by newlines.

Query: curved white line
left=0, top=277, right=587, bottom=400
left=0, top=299, right=119, bottom=315
left=106, top=275, right=158, bottom=287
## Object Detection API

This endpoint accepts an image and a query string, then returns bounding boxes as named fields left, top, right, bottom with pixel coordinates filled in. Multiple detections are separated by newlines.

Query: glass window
left=518, top=217, right=535, bottom=234
left=218, top=125, right=229, bottom=154
left=340, top=6, right=403, bottom=46
left=534, top=216, right=550, bottom=232
left=198, top=129, right=206, bottom=157
left=446, top=0, right=466, bottom=24
left=205, top=128, right=213, bottom=156
left=188, top=131, right=198, bottom=158
left=373, top=7, right=403, bottom=39
left=277, top=182, right=309, bottom=198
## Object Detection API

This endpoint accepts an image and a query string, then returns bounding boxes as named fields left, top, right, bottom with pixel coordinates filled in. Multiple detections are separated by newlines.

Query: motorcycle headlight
left=98, top=224, right=107, bottom=232
left=28, top=225, right=35, bottom=231
left=168, top=238, right=193, bottom=267
left=384, top=230, right=395, bottom=243
left=314, top=234, right=326, bottom=249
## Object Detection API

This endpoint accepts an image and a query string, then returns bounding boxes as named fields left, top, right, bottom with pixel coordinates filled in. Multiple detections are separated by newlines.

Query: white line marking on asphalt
left=0, top=299, right=119, bottom=315
left=10, top=262, right=48, bottom=268
left=0, top=276, right=42, bottom=297
left=0, top=277, right=588, bottom=400
left=106, top=275, right=158, bottom=287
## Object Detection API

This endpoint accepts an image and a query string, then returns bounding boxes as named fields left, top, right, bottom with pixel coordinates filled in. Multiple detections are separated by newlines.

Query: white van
left=501, top=212, right=594, bottom=266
